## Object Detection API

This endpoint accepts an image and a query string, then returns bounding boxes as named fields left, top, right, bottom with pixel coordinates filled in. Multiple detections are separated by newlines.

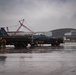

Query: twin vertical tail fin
left=0, top=28, right=9, bottom=37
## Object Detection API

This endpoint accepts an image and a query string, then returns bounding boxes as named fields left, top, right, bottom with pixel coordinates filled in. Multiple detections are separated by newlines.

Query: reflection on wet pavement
left=0, top=43, right=76, bottom=53
left=0, top=43, right=76, bottom=75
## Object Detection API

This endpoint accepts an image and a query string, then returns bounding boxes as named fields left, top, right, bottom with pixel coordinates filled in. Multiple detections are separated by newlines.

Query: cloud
left=0, top=0, right=76, bottom=31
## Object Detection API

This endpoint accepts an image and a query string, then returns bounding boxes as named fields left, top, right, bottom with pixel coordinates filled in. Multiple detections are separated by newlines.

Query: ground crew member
left=0, top=38, right=2, bottom=49
left=1, top=39, right=6, bottom=49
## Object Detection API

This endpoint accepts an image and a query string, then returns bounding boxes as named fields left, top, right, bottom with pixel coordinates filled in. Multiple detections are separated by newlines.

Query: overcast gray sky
left=0, top=0, right=76, bottom=32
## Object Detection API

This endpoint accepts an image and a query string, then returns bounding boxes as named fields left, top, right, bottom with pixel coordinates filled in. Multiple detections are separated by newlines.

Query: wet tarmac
left=0, top=43, right=76, bottom=75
